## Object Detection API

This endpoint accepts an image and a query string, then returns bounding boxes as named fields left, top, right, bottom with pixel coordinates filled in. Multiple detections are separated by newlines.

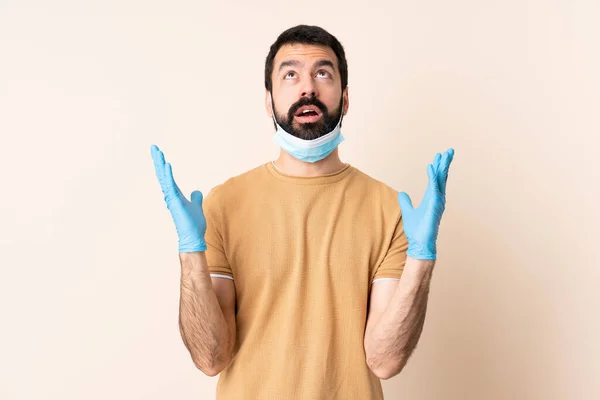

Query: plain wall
left=1, top=0, right=598, bottom=399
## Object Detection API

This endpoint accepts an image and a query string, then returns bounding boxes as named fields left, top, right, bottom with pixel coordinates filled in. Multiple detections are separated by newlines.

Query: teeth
left=302, top=109, right=313, bottom=114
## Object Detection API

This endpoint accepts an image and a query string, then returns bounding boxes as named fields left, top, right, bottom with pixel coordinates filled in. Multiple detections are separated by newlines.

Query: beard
left=273, top=96, right=343, bottom=140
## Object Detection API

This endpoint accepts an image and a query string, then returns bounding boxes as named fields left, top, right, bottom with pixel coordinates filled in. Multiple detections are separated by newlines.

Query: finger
left=441, top=148, right=454, bottom=170
left=151, top=145, right=167, bottom=189
left=437, top=151, right=449, bottom=192
left=447, top=148, right=455, bottom=159
left=432, top=153, right=443, bottom=189
left=439, top=148, right=455, bottom=193
left=433, top=152, right=441, bottom=171
left=151, top=144, right=166, bottom=166
left=438, top=151, right=448, bottom=171
left=164, top=162, right=183, bottom=198
left=191, top=190, right=203, bottom=206
left=150, top=144, right=161, bottom=167
left=398, top=192, right=414, bottom=212
left=165, top=162, right=176, bottom=188
left=427, top=163, right=440, bottom=194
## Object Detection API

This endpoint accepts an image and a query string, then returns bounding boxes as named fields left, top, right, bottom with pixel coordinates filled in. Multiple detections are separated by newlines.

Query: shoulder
left=203, top=163, right=269, bottom=205
left=349, top=166, right=399, bottom=198
left=346, top=166, right=402, bottom=220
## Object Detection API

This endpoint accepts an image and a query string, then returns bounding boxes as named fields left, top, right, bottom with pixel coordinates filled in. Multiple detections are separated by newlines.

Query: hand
left=398, top=148, right=455, bottom=260
left=151, top=144, right=207, bottom=252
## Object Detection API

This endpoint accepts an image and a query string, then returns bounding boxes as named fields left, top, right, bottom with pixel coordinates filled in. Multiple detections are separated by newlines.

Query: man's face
left=267, top=43, right=349, bottom=140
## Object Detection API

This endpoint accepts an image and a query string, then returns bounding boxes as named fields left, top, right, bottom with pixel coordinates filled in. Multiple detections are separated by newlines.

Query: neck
left=273, top=148, right=346, bottom=177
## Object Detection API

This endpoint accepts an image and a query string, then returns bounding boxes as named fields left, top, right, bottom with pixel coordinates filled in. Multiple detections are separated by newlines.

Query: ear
left=265, top=89, right=273, bottom=118
left=342, top=86, right=349, bottom=116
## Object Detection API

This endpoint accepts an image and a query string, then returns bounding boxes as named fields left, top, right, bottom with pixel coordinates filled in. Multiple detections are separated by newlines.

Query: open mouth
left=294, top=106, right=323, bottom=123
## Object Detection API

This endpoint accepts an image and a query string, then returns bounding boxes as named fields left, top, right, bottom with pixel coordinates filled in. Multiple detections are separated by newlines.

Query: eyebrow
left=314, top=60, right=335, bottom=70
left=277, top=59, right=336, bottom=73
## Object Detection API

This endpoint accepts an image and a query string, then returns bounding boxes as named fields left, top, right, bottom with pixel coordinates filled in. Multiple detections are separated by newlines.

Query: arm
left=150, top=145, right=236, bottom=376
left=365, top=148, right=454, bottom=379
left=179, top=251, right=236, bottom=376
left=364, top=256, right=434, bottom=379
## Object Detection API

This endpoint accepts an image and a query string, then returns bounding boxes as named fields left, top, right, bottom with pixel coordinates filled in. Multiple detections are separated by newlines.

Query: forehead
left=274, top=43, right=338, bottom=69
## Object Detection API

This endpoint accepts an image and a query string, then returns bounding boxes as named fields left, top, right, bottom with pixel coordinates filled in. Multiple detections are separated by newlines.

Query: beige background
left=1, top=0, right=598, bottom=399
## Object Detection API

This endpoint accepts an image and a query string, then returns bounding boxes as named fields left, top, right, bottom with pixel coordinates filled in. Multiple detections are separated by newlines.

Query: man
left=151, top=25, right=454, bottom=399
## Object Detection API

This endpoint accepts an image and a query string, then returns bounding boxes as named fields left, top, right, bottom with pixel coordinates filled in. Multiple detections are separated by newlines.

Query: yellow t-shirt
left=203, top=161, right=408, bottom=400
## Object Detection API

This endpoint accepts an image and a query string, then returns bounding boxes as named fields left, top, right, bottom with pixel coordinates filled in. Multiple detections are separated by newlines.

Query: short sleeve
left=372, top=213, right=409, bottom=281
left=203, top=187, right=233, bottom=279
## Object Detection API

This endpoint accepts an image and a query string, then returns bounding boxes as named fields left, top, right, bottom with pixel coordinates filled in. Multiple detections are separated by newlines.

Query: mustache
left=287, top=97, right=328, bottom=120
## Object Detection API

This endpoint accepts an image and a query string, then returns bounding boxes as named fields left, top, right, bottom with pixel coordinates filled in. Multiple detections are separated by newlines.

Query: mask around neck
left=269, top=93, right=345, bottom=163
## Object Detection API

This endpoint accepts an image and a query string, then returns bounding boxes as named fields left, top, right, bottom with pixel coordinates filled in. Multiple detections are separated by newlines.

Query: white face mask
left=269, top=92, right=345, bottom=163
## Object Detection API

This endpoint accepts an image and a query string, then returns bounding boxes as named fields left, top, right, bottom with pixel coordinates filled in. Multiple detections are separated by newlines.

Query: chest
left=220, top=190, right=392, bottom=298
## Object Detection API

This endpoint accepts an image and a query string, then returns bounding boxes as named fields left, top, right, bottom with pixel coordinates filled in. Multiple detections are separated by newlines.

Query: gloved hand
left=398, top=148, right=454, bottom=260
left=151, top=144, right=207, bottom=252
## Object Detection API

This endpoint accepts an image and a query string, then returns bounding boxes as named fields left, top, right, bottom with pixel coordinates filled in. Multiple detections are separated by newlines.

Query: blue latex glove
left=398, top=148, right=455, bottom=260
left=151, top=144, right=207, bottom=252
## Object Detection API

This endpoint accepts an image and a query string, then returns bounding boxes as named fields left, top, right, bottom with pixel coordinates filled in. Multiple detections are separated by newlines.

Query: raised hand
left=151, top=144, right=207, bottom=252
left=398, top=148, right=455, bottom=260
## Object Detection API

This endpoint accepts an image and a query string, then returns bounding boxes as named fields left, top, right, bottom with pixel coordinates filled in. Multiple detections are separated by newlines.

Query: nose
left=300, top=74, right=318, bottom=98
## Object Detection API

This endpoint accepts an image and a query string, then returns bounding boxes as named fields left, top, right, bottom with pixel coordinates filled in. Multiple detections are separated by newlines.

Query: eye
left=316, top=70, right=331, bottom=78
left=284, top=71, right=296, bottom=79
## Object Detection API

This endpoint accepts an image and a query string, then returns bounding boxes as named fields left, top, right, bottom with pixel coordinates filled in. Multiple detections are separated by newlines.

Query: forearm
left=365, top=257, right=435, bottom=379
left=178, top=251, right=231, bottom=376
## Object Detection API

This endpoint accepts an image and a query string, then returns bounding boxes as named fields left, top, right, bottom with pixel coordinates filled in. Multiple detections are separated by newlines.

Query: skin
left=179, top=252, right=235, bottom=376
left=159, top=43, right=452, bottom=380
left=364, top=257, right=435, bottom=379
left=265, top=43, right=350, bottom=177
